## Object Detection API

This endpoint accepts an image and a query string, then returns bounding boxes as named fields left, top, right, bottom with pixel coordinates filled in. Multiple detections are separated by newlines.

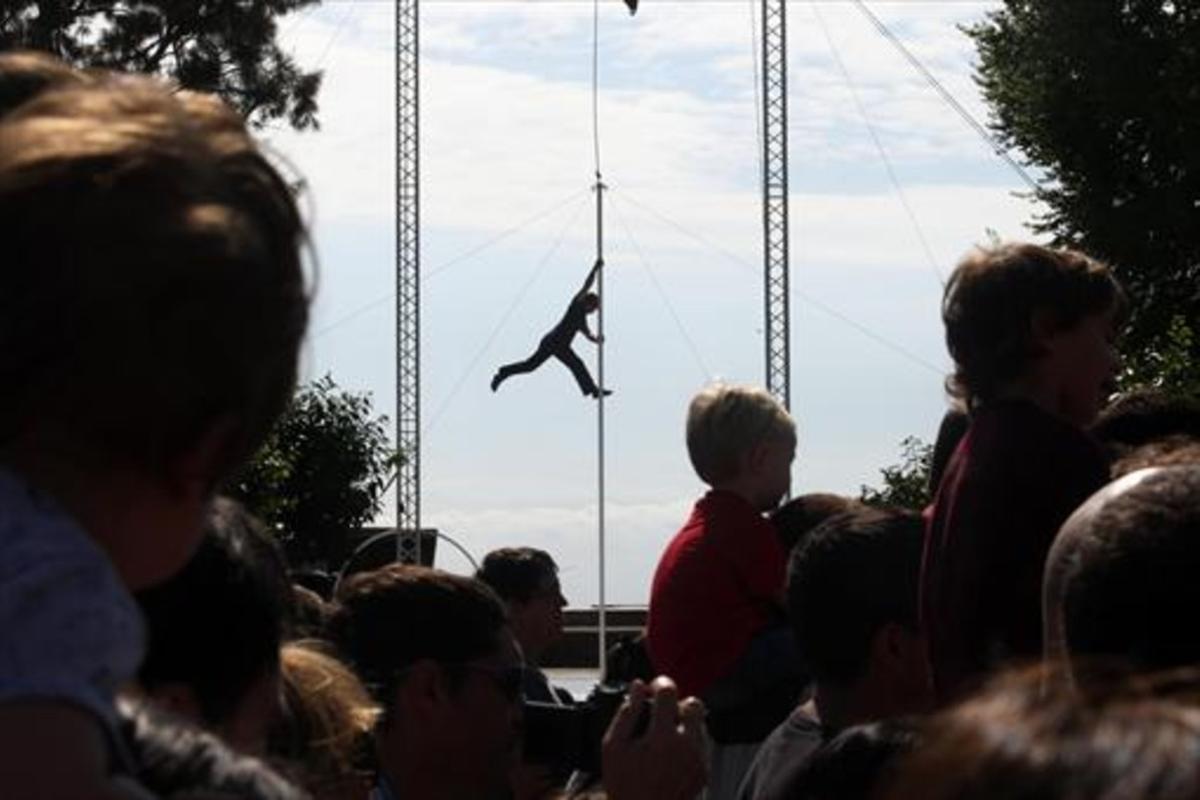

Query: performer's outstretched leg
left=492, top=341, right=552, bottom=391
left=555, top=347, right=608, bottom=397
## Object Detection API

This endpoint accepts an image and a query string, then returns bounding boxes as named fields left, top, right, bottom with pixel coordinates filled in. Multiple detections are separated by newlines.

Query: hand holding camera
left=601, top=677, right=709, bottom=800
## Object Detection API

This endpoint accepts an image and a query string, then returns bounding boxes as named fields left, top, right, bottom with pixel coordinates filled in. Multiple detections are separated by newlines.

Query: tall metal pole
left=591, top=0, right=608, bottom=681
left=762, top=0, right=791, bottom=411
left=396, top=0, right=422, bottom=563
left=595, top=178, right=607, bottom=679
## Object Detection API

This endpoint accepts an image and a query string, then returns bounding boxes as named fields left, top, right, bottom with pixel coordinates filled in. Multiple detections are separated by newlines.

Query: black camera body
left=523, top=682, right=641, bottom=775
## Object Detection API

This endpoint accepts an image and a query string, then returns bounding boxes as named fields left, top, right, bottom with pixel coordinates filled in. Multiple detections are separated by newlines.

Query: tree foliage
left=860, top=436, right=934, bottom=511
left=967, top=2, right=1200, bottom=389
left=0, top=1, right=322, bottom=129
left=1120, top=314, right=1200, bottom=400
left=226, top=376, right=398, bottom=570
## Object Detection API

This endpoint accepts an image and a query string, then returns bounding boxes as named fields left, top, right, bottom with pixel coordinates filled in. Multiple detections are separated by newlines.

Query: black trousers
left=496, top=336, right=599, bottom=395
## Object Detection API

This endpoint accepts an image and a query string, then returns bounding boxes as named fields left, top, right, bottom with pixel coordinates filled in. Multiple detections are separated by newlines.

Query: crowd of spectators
left=2, top=49, right=1200, bottom=800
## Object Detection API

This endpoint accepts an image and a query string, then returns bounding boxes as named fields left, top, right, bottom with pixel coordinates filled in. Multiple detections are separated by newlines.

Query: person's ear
left=396, top=659, right=451, bottom=724
left=871, top=621, right=927, bottom=676
left=744, top=440, right=771, bottom=476
left=864, top=623, right=934, bottom=713
left=872, top=622, right=905, bottom=667
left=507, top=599, right=532, bottom=634
left=165, top=416, right=239, bottom=499
left=1030, top=308, right=1065, bottom=348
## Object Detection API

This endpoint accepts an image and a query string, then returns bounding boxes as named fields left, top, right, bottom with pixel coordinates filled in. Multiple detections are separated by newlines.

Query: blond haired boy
left=647, top=385, right=803, bottom=792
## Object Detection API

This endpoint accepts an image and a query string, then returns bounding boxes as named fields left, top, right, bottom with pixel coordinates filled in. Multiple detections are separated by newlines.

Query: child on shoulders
left=648, top=384, right=806, bottom=796
left=0, top=53, right=308, bottom=798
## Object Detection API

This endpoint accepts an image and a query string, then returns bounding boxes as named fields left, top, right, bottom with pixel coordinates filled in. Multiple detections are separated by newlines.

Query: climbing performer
left=491, top=259, right=611, bottom=399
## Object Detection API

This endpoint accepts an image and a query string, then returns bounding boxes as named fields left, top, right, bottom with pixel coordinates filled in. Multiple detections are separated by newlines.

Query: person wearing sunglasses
left=329, top=564, right=709, bottom=800
left=476, top=547, right=572, bottom=707
left=329, top=565, right=524, bottom=800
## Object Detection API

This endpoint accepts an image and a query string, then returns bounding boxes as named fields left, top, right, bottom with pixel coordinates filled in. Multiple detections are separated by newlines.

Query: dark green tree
left=0, top=1, right=322, bottom=129
left=1118, top=313, right=1200, bottom=399
left=967, top=2, right=1200, bottom=391
left=860, top=436, right=934, bottom=511
left=226, top=376, right=398, bottom=570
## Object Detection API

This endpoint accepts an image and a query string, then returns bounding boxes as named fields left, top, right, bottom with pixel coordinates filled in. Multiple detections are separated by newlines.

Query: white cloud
left=268, top=0, right=1021, bottom=235
left=271, top=1, right=1051, bottom=607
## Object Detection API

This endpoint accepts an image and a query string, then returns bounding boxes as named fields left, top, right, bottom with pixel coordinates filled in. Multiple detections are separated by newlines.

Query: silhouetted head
left=327, top=565, right=522, bottom=799
left=787, top=506, right=932, bottom=719
left=686, top=382, right=796, bottom=509
left=582, top=292, right=600, bottom=313
left=1044, top=466, right=1200, bottom=683
left=0, top=63, right=310, bottom=476
left=791, top=719, right=922, bottom=800
left=880, top=671, right=1200, bottom=800
left=1091, top=388, right=1200, bottom=450
left=770, top=493, right=860, bottom=554
left=1111, top=436, right=1200, bottom=478
left=942, top=242, right=1124, bottom=421
left=137, top=498, right=290, bottom=756
left=476, top=547, right=567, bottom=664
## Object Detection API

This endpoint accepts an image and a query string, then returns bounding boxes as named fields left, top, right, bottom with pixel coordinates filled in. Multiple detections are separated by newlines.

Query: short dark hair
left=771, top=494, right=860, bottom=554
left=942, top=243, right=1123, bottom=409
left=137, top=498, right=289, bottom=726
left=790, top=719, right=921, bottom=800
left=787, top=507, right=923, bottom=685
left=326, top=565, right=508, bottom=708
left=1092, top=388, right=1200, bottom=449
left=880, top=672, right=1200, bottom=800
left=1111, top=436, right=1200, bottom=478
left=475, top=547, right=559, bottom=604
left=1059, top=466, right=1200, bottom=673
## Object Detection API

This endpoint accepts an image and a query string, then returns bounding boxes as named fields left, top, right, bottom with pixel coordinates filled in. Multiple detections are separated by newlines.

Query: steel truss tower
left=761, top=0, right=791, bottom=410
left=396, top=0, right=421, bottom=563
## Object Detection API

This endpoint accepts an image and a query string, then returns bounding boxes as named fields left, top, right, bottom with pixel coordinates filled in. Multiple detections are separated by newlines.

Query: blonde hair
left=686, top=383, right=795, bottom=485
left=269, top=641, right=380, bottom=795
left=0, top=61, right=309, bottom=472
left=0, top=51, right=90, bottom=116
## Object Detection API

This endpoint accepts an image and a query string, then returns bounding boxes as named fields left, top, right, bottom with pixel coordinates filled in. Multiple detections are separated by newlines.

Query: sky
left=264, top=0, right=1047, bottom=606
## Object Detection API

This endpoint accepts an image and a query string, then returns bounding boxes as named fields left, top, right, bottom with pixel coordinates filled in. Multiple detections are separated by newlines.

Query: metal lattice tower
left=396, top=0, right=421, bottom=563
left=761, top=0, right=791, bottom=410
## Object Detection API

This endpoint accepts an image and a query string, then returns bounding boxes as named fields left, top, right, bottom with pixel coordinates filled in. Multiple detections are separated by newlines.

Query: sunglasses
left=450, top=662, right=528, bottom=703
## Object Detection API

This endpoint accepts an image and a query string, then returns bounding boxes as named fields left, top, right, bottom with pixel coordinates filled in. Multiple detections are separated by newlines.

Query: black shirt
left=544, top=294, right=589, bottom=347
left=523, top=666, right=574, bottom=706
